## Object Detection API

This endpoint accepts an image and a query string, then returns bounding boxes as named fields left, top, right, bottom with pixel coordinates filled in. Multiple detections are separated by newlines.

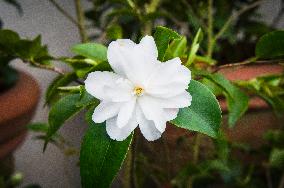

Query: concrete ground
left=0, top=0, right=283, bottom=187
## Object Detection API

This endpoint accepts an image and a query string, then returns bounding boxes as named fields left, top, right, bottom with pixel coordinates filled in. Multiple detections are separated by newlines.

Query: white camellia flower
left=85, top=36, right=192, bottom=141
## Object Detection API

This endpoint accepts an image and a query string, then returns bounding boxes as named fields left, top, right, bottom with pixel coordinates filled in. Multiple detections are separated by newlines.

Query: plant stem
left=130, top=133, right=138, bottom=188
left=74, top=0, right=88, bottom=43
left=188, top=133, right=202, bottom=188
left=48, top=0, right=79, bottom=27
left=193, top=134, right=201, bottom=164
left=214, top=0, right=263, bottom=41
left=212, top=57, right=257, bottom=73
left=212, top=58, right=284, bottom=73
left=25, top=60, right=84, bottom=85
left=123, top=148, right=132, bottom=188
left=206, top=0, right=214, bottom=58
left=29, top=61, right=66, bottom=75
left=278, top=173, right=284, bottom=188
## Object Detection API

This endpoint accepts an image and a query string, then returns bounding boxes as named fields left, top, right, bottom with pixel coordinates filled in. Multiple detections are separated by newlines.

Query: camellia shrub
left=1, top=26, right=284, bottom=187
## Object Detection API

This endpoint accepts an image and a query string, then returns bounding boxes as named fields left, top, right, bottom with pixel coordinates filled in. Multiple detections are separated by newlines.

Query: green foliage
left=0, top=29, right=51, bottom=89
left=71, top=43, right=107, bottom=62
left=80, top=108, right=133, bottom=188
left=199, top=72, right=249, bottom=127
left=187, top=28, right=203, bottom=66
left=237, top=74, right=284, bottom=115
left=45, top=73, right=78, bottom=105
left=27, top=122, right=49, bottom=133
left=44, top=92, right=97, bottom=150
left=164, top=36, right=187, bottom=61
left=255, top=30, right=284, bottom=59
left=171, top=80, right=221, bottom=138
left=269, top=149, right=284, bottom=169
left=84, top=0, right=271, bottom=62
left=153, top=26, right=181, bottom=61
left=106, top=24, right=123, bottom=40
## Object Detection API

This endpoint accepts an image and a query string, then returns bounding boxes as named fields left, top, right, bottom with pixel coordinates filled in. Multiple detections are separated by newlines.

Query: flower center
left=133, top=86, right=144, bottom=96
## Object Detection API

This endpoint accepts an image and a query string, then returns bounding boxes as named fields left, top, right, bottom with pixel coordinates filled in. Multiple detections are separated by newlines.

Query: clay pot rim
left=217, top=64, right=283, bottom=112
left=0, top=70, right=40, bottom=125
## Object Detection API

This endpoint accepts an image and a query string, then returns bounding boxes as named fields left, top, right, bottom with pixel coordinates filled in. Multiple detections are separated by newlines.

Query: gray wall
left=0, top=0, right=283, bottom=187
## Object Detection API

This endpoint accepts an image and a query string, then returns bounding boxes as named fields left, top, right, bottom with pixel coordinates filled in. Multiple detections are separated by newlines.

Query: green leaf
left=164, top=36, right=187, bottom=60
left=27, top=122, right=49, bottom=133
left=269, top=148, right=284, bottom=169
left=154, top=26, right=181, bottom=61
left=171, top=80, right=221, bottom=138
left=80, top=108, right=133, bottom=188
left=106, top=24, right=123, bottom=40
left=187, top=28, right=203, bottom=66
left=255, top=30, right=284, bottom=59
left=199, top=72, right=249, bottom=127
left=71, top=43, right=107, bottom=62
left=45, top=73, right=78, bottom=105
left=44, top=93, right=94, bottom=149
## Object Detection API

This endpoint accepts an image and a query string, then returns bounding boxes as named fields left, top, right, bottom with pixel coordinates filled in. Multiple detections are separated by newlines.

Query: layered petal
left=104, top=78, right=134, bottom=102
left=146, top=57, right=191, bottom=98
left=92, top=101, right=121, bottom=123
left=106, top=115, right=138, bottom=141
left=138, top=95, right=167, bottom=132
left=85, top=71, right=121, bottom=100
left=116, top=99, right=136, bottom=128
left=136, top=106, right=162, bottom=141
left=164, top=108, right=179, bottom=120
left=107, top=36, right=158, bottom=85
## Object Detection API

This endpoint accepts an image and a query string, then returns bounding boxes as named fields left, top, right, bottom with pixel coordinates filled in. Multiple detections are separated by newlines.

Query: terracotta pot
left=218, top=64, right=284, bottom=148
left=0, top=71, right=40, bottom=160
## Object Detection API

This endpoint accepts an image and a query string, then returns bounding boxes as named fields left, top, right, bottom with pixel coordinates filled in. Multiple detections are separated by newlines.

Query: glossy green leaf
left=45, top=73, right=78, bottom=105
left=200, top=73, right=249, bottom=127
left=71, top=43, right=107, bottom=62
left=154, top=26, right=181, bottom=61
left=80, top=108, right=133, bottom=188
left=164, top=36, right=187, bottom=60
left=255, top=30, right=284, bottom=59
left=171, top=80, right=221, bottom=138
left=44, top=93, right=95, bottom=149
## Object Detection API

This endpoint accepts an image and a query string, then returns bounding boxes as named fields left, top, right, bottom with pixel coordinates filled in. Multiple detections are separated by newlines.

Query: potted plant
left=0, top=32, right=42, bottom=188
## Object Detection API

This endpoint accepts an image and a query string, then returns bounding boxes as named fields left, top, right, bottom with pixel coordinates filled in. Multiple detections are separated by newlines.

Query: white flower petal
left=107, top=39, right=136, bottom=76
left=164, top=108, right=179, bottom=120
left=136, top=106, right=162, bottom=141
left=116, top=99, right=136, bottom=128
left=85, top=71, right=121, bottom=100
left=138, top=35, right=158, bottom=62
left=106, top=115, right=137, bottom=141
left=146, top=57, right=191, bottom=98
left=107, top=37, right=158, bottom=86
left=138, top=95, right=167, bottom=132
left=92, top=101, right=121, bottom=123
left=157, top=91, right=192, bottom=108
left=104, top=78, right=134, bottom=102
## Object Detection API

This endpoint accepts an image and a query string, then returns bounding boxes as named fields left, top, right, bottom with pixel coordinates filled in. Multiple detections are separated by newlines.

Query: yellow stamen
left=133, top=86, right=144, bottom=96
